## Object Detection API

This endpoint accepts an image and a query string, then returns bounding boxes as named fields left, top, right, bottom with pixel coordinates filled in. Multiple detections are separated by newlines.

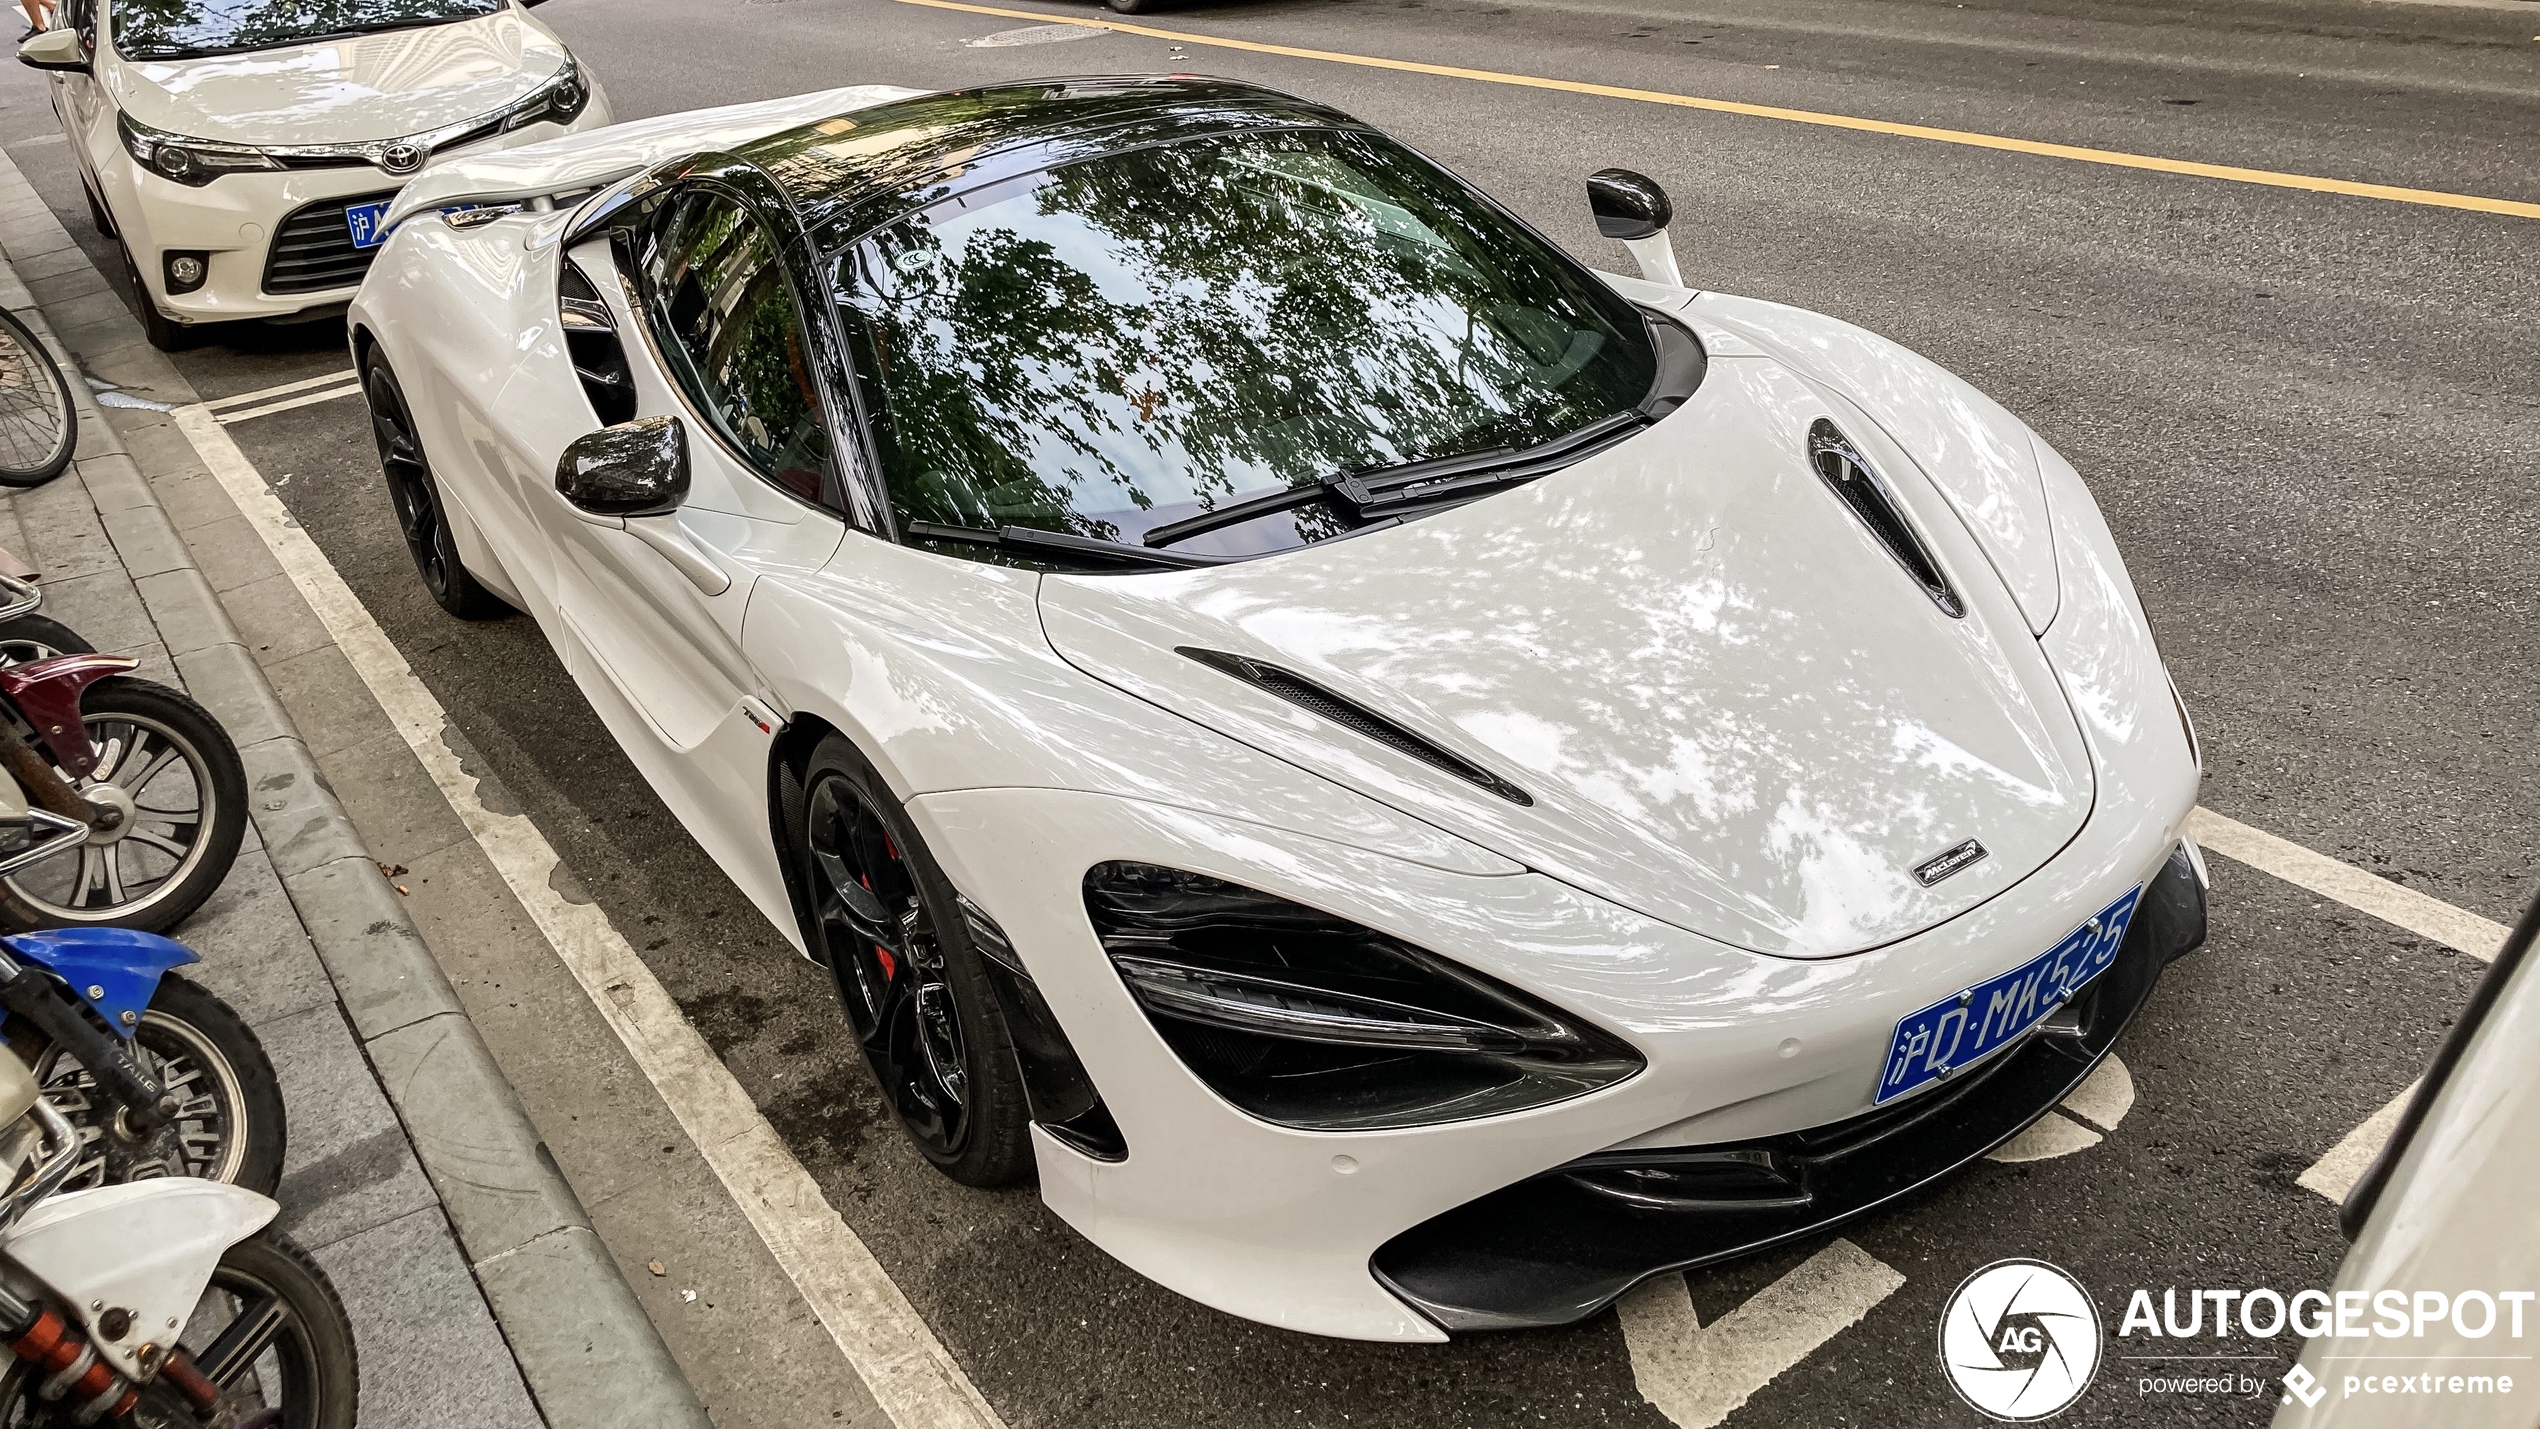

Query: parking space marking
left=2187, top=807, right=2507, bottom=961
left=898, top=0, right=2540, bottom=223
left=2298, top=1083, right=2416, bottom=1203
left=205, top=369, right=359, bottom=411
left=1618, top=1240, right=1905, bottom=1429
left=170, top=406, right=1005, bottom=1429
left=211, top=382, right=365, bottom=426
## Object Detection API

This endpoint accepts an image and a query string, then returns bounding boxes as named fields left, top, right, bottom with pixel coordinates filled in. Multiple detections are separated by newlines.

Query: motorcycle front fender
left=2, top=928, right=198, bottom=1039
left=0, top=653, right=138, bottom=779
left=4, top=1179, right=278, bottom=1381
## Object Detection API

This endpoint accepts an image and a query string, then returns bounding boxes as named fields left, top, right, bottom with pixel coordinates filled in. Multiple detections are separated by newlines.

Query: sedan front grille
left=261, top=191, right=399, bottom=296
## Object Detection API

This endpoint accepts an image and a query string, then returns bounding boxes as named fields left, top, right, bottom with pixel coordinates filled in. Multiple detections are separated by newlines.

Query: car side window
left=63, top=0, right=93, bottom=39
left=637, top=190, right=837, bottom=507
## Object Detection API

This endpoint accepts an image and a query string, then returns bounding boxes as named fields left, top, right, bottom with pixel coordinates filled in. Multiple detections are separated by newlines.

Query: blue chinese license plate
left=1875, top=885, right=2143, bottom=1105
left=344, top=200, right=392, bottom=250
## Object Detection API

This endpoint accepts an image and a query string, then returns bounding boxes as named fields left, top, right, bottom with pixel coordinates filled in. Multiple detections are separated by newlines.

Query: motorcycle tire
left=0, top=613, right=93, bottom=666
left=0, top=1229, right=359, bottom=1429
left=25, top=972, right=286, bottom=1194
left=0, top=675, right=247, bottom=934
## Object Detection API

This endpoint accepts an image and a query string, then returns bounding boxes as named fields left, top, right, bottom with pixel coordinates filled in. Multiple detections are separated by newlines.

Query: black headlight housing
left=1084, top=863, right=1642, bottom=1131
left=117, top=112, right=277, bottom=187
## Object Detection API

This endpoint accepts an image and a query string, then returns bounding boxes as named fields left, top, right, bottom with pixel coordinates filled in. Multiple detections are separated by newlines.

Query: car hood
left=1038, top=354, right=2097, bottom=959
left=109, top=12, right=562, bottom=146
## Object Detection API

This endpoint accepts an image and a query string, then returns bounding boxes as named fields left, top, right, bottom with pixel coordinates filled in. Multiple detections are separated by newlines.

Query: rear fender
left=4, top=1179, right=277, bottom=1380
left=1, top=928, right=198, bottom=1039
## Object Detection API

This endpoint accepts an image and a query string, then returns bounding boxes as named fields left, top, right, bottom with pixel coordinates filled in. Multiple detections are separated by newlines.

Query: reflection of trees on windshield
left=837, top=129, right=1655, bottom=554
left=110, top=0, right=498, bottom=58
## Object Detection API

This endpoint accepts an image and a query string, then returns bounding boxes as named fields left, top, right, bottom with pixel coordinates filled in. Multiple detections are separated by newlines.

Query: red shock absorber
left=4, top=1304, right=137, bottom=1422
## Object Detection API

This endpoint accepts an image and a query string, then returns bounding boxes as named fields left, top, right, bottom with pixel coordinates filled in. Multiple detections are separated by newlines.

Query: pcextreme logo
left=1939, top=1259, right=2104, bottom=1421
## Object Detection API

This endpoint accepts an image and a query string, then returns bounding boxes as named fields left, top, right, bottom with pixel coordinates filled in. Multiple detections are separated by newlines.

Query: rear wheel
left=0, top=614, right=91, bottom=665
left=364, top=351, right=508, bottom=619
left=0, top=307, right=75, bottom=488
left=795, top=736, right=1031, bottom=1186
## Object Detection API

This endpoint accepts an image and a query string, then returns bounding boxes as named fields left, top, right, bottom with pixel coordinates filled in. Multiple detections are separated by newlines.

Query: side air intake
left=1177, top=648, right=1533, bottom=807
left=1806, top=418, right=1964, bottom=618
left=558, top=260, right=637, bottom=426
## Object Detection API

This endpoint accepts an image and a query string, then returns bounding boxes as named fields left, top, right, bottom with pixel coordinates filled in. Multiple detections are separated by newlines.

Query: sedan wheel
left=797, top=737, right=1029, bottom=1185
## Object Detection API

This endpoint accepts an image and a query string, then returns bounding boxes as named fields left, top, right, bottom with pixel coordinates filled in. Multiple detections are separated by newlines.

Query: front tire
left=0, top=613, right=92, bottom=665
left=117, top=240, right=193, bottom=354
left=0, top=675, right=248, bottom=934
left=795, top=735, right=1031, bottom=1187
left=26, top=972, right=286, bottom=1194
left=364, top=350, right=509, bottom=620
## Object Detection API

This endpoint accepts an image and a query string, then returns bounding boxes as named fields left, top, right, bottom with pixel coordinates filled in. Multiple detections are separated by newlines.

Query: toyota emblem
left=378, top=142, right=424, bottom=175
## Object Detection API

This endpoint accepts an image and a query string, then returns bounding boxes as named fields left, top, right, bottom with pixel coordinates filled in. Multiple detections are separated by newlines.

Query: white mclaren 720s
left=347, top=76, right=2210, bottom=1342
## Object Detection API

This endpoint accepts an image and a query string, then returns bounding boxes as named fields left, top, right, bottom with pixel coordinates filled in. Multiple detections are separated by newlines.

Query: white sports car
left=348, top=77, right=2210, bottom=1342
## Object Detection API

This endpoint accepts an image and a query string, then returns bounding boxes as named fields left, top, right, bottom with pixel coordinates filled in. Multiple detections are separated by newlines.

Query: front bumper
left=1372, top=842, right=2209, bottom=1331
left=102, top=92, right=612, bottom=325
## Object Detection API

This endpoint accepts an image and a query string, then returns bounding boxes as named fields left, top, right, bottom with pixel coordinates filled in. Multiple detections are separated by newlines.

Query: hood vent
left=1178, top=648, right=1534, bottom=807
left=558, top=259, right=637, bottom=426
left=1807, top=419, right=1963, bottom=618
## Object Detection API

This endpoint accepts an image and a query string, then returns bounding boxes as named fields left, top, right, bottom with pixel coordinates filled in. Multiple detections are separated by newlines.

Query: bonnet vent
left=1177, top=648, right=1534, bottom=807
left=1806, top=419, right=1963, bottom=618
left=558, top=260, right=637, bottom=426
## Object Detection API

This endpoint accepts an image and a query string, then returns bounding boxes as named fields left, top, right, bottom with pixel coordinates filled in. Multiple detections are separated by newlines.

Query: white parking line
left=205, top=369, right=359, bottom=410
left=171, top=407, right=1004, bottom=1429
left=212, top=384, right=365, bottom=426
left=1618, top=1240, right=1905, bottom=1429
left=2186, top=807, right=2507, bottom=961
left=2297, top=1084, right=2416, bottom=1203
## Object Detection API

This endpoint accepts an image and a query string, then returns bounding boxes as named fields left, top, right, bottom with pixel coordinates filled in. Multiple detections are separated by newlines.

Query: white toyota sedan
left=18, top=0, right=609, bottom=348
left=348, top=77, right=2210, bottom=1341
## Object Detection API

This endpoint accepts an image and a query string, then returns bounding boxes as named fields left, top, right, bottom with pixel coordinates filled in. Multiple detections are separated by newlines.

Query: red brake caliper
left=862, top=872, right=896, bottom=980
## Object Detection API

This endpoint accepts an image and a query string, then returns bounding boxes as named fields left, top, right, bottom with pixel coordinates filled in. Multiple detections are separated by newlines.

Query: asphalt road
left=2, top=0, right=2534, bottom=1422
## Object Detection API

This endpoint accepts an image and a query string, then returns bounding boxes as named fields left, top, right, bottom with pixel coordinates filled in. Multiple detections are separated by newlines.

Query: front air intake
left=558, top=260, right=637, bottom=425
left=1177, top=648, right=1533, bottom=806
left=1806, top=418, right=1964, bottom=618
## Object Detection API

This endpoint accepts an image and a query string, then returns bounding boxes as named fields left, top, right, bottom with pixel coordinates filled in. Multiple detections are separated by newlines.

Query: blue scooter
left=0, top=927, right=282, bottom=1195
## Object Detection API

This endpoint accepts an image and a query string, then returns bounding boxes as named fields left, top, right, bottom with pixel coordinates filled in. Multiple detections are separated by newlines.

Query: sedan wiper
left=906, top=521, right=1233, bottom=572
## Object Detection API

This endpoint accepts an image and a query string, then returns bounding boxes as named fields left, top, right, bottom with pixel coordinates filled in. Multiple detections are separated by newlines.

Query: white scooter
left=0, top=1046, right=353, bottom=1427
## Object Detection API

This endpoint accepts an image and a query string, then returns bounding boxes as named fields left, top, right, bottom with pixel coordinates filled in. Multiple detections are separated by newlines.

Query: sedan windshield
left=109, top=0, right=502, bottom=60
left=836, top=127, right=1661, bottom=563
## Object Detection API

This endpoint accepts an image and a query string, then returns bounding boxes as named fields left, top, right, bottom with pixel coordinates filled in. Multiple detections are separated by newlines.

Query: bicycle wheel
left=0, top=307, right=73, bottom=488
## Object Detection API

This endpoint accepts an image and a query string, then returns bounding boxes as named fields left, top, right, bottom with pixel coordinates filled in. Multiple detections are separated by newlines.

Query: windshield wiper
left=1143, top=410, right=1650, bottom=552
left=906, top=521, right=1232, bottom=572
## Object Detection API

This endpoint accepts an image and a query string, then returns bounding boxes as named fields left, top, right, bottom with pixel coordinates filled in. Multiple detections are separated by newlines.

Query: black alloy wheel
left=797, top=736, right=1029, bottom=1186
left=363, top=352, right=508, bottom=620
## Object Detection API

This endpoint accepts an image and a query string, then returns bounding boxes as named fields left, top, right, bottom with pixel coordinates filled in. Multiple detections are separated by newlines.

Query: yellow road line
left=900, top=0, right=2540, bottom=222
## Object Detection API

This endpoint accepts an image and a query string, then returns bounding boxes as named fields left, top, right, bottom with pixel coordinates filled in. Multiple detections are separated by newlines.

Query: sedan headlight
left=117, top=112, right=277, bottom=187
left=502, top=58, right=589, bottom=132
left=1084, top=862, right=1643, bottom=1131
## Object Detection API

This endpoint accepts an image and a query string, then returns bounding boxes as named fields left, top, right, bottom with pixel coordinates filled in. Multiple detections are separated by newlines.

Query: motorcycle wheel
left=27, top=973, right=285, bottom=1194
left=0, top=675, right=247, bottom=934
left=0, top=614, right=92, bottom=666
left=0, top=1230, right=359, bottom=1429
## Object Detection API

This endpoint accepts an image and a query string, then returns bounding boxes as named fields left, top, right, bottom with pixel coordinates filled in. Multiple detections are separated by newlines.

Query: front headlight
left=117, top=112, right=278, bottom=187
left=1084, top=862, right=1643, bottom=1131
left=501, top=57, right=589, bottom=133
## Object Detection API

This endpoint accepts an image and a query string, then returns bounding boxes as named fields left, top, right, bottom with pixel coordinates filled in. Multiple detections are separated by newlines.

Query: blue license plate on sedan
left=1875, top=886, right=2143, bottom=1104
left=345, top=201, right=392, bottom=249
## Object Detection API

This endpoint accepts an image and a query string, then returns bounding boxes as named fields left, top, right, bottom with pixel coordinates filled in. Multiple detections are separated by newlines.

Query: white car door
left=533, top=185, right=846, bottom=929
left=47, top=0, right=108, bottom=196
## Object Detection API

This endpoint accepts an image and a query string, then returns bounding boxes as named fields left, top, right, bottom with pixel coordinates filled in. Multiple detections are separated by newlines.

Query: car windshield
left=109, top=0, right=502, bottom=60
left=835, top=127, right=1660, bottom=563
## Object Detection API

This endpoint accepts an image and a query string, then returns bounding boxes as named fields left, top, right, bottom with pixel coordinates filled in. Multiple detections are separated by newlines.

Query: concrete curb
left=0, top=192, right=708, bottom=1425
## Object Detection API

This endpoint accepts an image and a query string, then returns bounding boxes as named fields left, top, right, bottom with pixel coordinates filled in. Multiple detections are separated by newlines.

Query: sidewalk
left=0, top=160, right=707, bottom=1424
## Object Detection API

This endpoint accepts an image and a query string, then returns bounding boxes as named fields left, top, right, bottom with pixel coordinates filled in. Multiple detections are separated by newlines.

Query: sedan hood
left=110, top=12, right=561, bottom=146
left=1039, top=355, right=2096, bottom=959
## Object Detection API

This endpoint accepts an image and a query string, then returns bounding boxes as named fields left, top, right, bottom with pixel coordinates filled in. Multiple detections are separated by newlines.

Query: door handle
left=627, top=518, right=731, bottom=595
